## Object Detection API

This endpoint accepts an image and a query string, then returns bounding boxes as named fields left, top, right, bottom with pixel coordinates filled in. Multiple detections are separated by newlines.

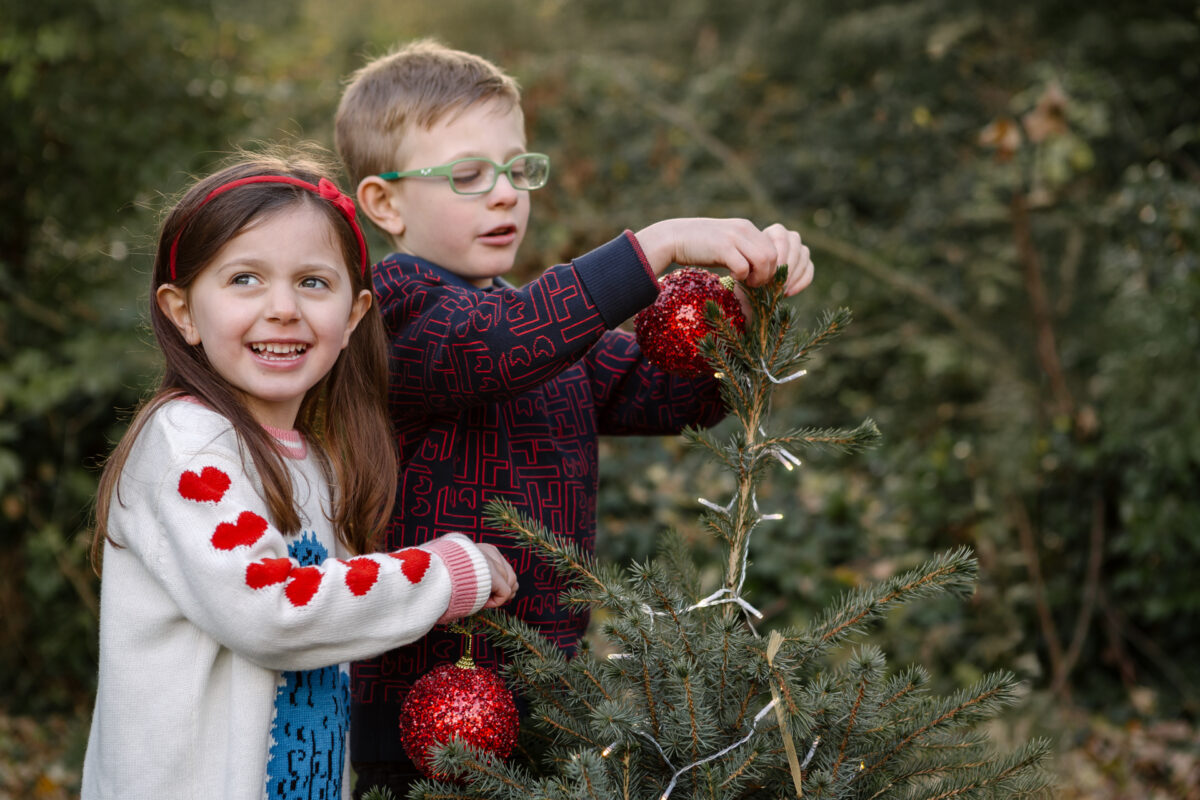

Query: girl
left=82, top=150, right=518, bottom=800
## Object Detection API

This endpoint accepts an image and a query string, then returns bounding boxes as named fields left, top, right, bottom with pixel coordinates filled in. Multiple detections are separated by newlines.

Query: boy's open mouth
left=482, top=225, right=516, bottom=239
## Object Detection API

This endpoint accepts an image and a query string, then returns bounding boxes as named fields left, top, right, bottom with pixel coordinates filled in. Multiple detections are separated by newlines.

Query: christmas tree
left=384, top=267, right=1053, bottom=799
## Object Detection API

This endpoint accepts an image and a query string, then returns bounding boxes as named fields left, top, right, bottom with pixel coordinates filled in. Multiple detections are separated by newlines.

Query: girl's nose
left=266, top=285, right=301, bottom=322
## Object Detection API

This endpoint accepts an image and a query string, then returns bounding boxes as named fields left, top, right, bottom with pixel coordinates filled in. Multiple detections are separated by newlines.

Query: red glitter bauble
left=398, top=658, right=520, bottom=781
left=635, top=267, right=747, bottom=377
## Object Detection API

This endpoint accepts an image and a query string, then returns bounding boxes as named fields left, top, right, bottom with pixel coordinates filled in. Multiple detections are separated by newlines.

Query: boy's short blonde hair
left=335, top=39, right=522, bottom=186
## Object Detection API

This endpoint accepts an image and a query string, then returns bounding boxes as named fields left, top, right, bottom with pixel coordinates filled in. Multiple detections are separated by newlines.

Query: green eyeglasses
left=378, top=153, right=551, bottom=195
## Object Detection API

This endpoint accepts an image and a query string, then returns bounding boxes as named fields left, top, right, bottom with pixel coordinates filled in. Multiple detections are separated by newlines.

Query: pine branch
left=881, top=737, right=1054, bottom=800
left=479, top=612, right=615, bottom=730
left=533, top=706, right=599, bottom=748
left=858, top=672, right=1022, bottom=781
left=682, top=425, right=742, bottom=472
left=681, top=667, right=704, bottom=761
left=561, top=748, right=615, bottom=800
left=600, top=618, right=667, bottom=737
left=359, top=787, right=398, bottom=800
left=484, top=499, right=636, bottom=615
left=831, top=674, right=870, bottom=782
left=770, top=419, right=884, bottom=455
left=877, top=666, right=930, bottom=712
left=477, top=610, right=561, bottom=664
left=793, top=307, right=853, bottom=363
left=484, top=500, right=607, bottom=594
left=806, top=547, right=978, bottom=657
left=718, top=748, right=761, bottom=791
left=424, top=741, right=552, bottom=796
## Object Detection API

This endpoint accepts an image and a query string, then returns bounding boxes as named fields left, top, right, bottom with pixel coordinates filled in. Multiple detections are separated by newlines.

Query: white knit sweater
left=81, top=399, right=491, bottom=799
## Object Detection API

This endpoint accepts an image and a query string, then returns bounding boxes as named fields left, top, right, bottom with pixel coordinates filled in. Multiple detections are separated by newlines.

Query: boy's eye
left=451, top=161, right=489, bottom=189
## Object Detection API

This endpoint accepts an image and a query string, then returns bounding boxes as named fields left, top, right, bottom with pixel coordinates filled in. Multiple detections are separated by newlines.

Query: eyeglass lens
left=450, top=155, right=549, bottom=193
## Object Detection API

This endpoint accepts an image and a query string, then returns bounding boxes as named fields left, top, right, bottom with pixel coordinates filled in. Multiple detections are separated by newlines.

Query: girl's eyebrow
left=209, top=256, right=266, bottom=272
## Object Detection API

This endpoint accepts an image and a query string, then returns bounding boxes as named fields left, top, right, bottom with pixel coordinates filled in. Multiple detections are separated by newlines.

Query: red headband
left=167, top=175, right=369, bottom=280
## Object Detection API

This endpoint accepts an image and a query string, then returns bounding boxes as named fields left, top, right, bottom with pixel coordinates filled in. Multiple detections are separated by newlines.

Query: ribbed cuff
left=573, top=231, right=660, bottom=328
left=423, top=534, right=491, bottom=624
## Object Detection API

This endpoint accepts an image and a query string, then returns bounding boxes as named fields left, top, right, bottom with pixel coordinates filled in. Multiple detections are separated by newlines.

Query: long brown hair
left=92, top=147, right=396, bottom=570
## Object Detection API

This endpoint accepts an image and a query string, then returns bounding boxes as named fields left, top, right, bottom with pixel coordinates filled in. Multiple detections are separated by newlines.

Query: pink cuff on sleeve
left=423, top=534, right=491, bottom=625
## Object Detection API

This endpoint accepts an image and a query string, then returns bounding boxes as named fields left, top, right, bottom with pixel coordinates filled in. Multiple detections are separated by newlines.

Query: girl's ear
left=341, top=289, right=374, bottom=349
left=356, top=176, right=406, bottom=238
left=156, top=284, right=201, bottom=345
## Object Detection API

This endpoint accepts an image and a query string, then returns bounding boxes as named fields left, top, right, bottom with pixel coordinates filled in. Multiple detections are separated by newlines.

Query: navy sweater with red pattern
left=351, top=232, right=727, bottom=763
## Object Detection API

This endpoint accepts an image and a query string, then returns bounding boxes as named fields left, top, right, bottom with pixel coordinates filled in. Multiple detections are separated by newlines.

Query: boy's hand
left=634, top=218, right=814, bottom=295
left=477, top=543, right=518, bottom=608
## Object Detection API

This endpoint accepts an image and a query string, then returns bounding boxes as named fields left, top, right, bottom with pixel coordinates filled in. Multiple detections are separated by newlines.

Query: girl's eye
left=300, top=276, right=330, bottom=289
left=231, top=273, right=260, bottom=286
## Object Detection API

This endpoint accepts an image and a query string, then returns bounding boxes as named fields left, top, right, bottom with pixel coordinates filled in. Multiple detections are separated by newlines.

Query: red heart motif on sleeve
left=211, top=511, right=268, bottom=551
left=285, top=566, right=323, bottom=607
left=246, top=558, right=292, bottom=589
left=389, top=548, right=431, bottom=584
left=178, top=466, right=231, bottom=504
left=342, top=558, right=380, bottom=596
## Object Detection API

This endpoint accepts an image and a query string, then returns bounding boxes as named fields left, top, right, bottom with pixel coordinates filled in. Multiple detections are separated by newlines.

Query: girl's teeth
left=252, top=343, right=307, bottom=356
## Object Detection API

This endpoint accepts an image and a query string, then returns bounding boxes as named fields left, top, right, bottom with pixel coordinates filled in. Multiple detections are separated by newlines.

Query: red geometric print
left=246, top=557, right=292, bottom=589
left=342, top=558, right=380, bottom=596
left=178, top=466, right=231, bottom=504
left=285, top=566, right=323, bottom=606
left=389, top=549, right=430, bottom=584
left=211, top=510, right=268, bottom=551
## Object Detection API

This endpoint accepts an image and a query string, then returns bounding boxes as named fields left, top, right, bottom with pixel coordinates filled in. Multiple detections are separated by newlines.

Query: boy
left=334, top=39, right=813, bottom=796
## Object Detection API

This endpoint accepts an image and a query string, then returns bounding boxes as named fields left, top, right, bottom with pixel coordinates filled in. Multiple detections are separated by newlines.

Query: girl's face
left=157, top=203, right=372, bottom=430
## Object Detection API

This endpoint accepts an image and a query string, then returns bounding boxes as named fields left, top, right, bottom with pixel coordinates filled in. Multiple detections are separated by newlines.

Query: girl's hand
left=478, top=543, right=518, bottom=608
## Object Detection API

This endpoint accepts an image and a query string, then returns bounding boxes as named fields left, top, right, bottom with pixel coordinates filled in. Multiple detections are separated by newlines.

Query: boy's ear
left=356, top=177, right=406, bottom=237
left=156, top=284, right=201, bottom=345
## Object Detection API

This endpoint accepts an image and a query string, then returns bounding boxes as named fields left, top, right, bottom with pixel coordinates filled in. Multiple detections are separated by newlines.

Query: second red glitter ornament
left=398, top=630, right=520, bottom=781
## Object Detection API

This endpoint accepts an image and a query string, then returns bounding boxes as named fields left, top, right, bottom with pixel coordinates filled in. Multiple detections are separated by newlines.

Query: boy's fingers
left=668, top=220, right=803, bottom=289
left=738, top=239, right=779, bottom=287
left=784, top=243, right=814, bottom=296
left=756, top=224, right=811, bottom=293
left=759, top=225, right=812, bottom=296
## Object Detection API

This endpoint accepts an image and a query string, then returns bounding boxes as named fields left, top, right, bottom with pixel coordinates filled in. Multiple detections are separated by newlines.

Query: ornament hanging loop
left=449, top=619, right=477, bottom=669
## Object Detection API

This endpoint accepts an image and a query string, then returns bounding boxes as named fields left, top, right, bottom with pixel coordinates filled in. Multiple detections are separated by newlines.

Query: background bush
left=2, top=0, right=1197, bottom=794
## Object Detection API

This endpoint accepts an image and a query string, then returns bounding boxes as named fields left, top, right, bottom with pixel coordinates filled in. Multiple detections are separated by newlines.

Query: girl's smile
left=249, top=341, right=308, bottom=359
left=157, top=203, right=372, bottom=429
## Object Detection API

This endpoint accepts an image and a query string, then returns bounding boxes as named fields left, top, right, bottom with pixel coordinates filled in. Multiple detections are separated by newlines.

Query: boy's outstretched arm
left=634, top=218, right=814, bottom=295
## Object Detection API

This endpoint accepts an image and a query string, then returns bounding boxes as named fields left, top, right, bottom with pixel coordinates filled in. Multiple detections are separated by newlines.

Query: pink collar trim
left=262, top=424, right=308, bottom=460
left=177, top=395, right=307, bottom=459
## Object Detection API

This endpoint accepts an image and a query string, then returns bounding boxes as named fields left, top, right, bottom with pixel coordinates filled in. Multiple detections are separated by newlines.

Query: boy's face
left=375, top=99, right=531, bottom=287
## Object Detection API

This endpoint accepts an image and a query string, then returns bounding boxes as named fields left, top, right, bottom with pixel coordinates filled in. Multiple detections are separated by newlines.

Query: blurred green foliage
left=2, top=0, right=1196, bottom=758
